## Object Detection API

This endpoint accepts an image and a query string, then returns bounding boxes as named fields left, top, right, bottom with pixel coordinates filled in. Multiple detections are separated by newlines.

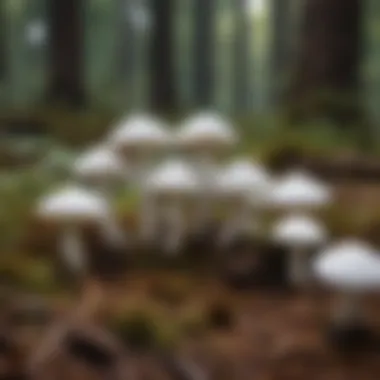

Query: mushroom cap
left=144, top=159, right=201, bottom=196
left=272, top=214, right=327, bottom=247
left=176, top=112, right=238, bottom=149
left=74, top=146, right=125, bottom=180
left=37, top=186, right=109, bottom=224
left=313, top=240, right=380, bottom=291
left=109, top=114, right=171, bottom=151
left=270, top=170, right=331, bottom=209
left=217, top=159, right=271, bottom=198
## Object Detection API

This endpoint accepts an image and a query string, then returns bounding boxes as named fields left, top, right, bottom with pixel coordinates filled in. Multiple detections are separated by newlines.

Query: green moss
left=110, top=309, right=185, bottom=351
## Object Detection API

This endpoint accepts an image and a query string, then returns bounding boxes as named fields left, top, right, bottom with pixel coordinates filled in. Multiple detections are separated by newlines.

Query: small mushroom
left=108, top=114, right=172, bottom=242
left=176, top=112, right=238, bottom=154
left=73, top=145, right=126, bottom=196
left=108, top=113, right=172, bottom=176
left=313, top=240, right=380, bottom=348
left=36, top=186, right=111, bottom=276
left=176, top=112, right=238, bottom=227
left=144, top=158, right=201, bottom=254
left=272, top=214, right=328, bottom=286
left=217, top=159, right=271, bottom=246
left=73, top=146, right=127, bottom=245
left=270, top=170, right=332, bottom=212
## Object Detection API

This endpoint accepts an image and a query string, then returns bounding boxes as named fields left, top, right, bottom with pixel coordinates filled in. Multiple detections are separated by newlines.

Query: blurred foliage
left=0, top=253, right=58, bottom=293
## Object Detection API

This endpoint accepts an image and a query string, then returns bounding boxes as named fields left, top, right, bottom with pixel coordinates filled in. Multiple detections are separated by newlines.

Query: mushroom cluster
left=35, top=111, right=341, bottom=272
left=33, top=110, right=380, bottom=352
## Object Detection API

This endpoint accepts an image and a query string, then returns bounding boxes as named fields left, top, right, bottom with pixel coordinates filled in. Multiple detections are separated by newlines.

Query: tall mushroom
left=36, top=185, right=111, bottom=276
left=144, top=159, right=201, bottom=254
left=272, top=214, right=328, bottom=286
left=217, top=159, right=271, bottom=246
left=176, top=112, right=238, bottom=228
left=73, top=146, right=127, bottom=245
left=313, top=240, right=380, bottom=347
left=108, top=114, right=172, bottom=242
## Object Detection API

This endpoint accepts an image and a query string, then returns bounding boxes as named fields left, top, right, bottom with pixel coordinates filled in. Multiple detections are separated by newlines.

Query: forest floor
left=3, top=146, right=380, bottom=379
left=8, top=271, right=380, bottom=380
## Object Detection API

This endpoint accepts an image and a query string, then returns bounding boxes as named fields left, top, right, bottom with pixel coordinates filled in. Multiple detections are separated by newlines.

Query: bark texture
left=193, top=0, right=216, bottom=108
left=47, top=0, right=86, bottom=107
left=289, top=0, right=362, bottom=123
left=149, top=0, right=178, bottom=113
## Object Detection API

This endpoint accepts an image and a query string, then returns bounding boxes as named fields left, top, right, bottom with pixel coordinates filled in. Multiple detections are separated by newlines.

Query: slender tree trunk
left=149, top=0, right=178, bottom=113
left=271, top=0, right=292, bottom=104
left=289, top=0, right=362, bottom=123
left=0, top=1, right=6, bottom=81
left=233, top=0, right=250, bottom=112
left=118, top=0, right=135, bottom=100
left=193, top=0, right=216, bottom=108
left=47, top=0, right=86, bottom=107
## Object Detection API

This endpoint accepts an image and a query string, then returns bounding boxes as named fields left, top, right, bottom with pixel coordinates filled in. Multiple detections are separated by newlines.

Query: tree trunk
left=233, top=0, right=250, bottom=112
left=0, top=1, right=6, bottom=81
left=271, top=0, right=292, bottom=104
left=118, top=0, right=135, bottom=100
left=289, top=0, right=362, bottom=123
left=149, top=0, right=178, bottom=113
left=193, top=0, right=216, bottom=108
left=46, top=0, right=86, bottom=107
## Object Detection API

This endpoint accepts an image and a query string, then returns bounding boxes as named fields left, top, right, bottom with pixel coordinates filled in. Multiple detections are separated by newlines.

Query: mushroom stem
left=100, top=213, right=127, bottom=247
left=219, top=200, right=253, bottom=245
left=333, top=292, right=363, bottom=326
left=164, top=200, right=184, bottom=255
left=288, top=247, right=311, bottom=286
left=196, top=153, right=216, bottom=225
left=139, top=190, right=157, bottom=243
left=60, top=227, right=87, bottom=275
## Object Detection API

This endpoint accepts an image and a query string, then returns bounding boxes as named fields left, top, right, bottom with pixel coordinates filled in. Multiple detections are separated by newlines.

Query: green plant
left=110, top=311, right=159, bottom=351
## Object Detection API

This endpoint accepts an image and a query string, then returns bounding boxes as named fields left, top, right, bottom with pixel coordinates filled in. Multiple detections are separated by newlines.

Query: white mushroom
left=313, top=240, right=380, bottom=326
left=176, top=112, right=238, bottom=153
left=73, top=145, right=126, bottom=196
left=36, top=186, right=112, bottom=274
left=108, top=114, right=171, bottom=178
left=176, top=112, right=238, bottom=226
left=108, top=114, right=172, bottom=242
left=144, top=159, right=200, bottom=254
left=217, top=159, right=271, bottom=244
left=73, top=146, right=127, bottom=246
left=273, top=214, right=328, bottom=286
left=270, top=170, right=332, bottom=211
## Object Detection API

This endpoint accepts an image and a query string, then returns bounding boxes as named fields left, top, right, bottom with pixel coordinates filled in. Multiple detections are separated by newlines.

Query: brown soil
left=3, top=273, right=380, bottom=380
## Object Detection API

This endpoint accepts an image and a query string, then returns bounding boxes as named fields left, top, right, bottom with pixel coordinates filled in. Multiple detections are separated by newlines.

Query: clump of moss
left=111, top=311, right=157, bottom=351
left=110, top=309, right=184, bottom=352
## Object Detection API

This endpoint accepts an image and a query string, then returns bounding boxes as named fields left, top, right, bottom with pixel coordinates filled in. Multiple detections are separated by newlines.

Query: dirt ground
left=5, top=271, right=380, bottom=380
